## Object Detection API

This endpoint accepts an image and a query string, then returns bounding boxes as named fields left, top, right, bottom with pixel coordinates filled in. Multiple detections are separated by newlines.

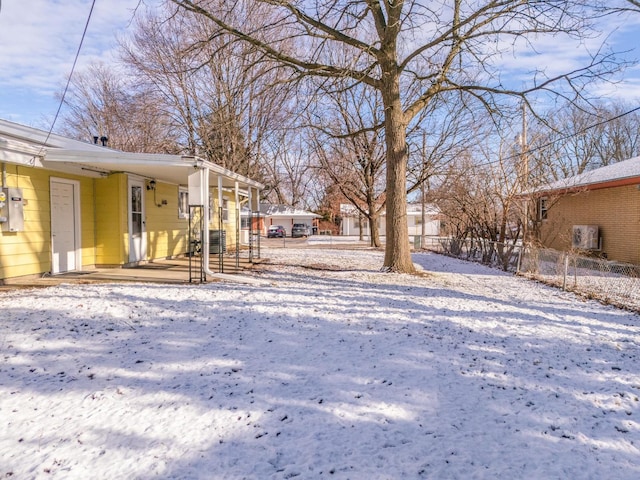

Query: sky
left=1, top=246, right=639, bottom=478
left=0, top=0, right=148, bottom=128
left=1, top=1, right=640, bottom=130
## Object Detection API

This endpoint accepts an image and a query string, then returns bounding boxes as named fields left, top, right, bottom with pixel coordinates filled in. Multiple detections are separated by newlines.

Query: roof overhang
left=0, top=137, right=47, bottom=167
left=530, top=176, right=640, bottom=197
left=0, top=119, right=263, bottom=190
left=265, top=213, right=321, bottom=219
left=42, top=149, right=263, bottom=190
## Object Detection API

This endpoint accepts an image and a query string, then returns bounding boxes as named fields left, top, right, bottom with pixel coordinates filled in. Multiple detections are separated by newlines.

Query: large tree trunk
left=382, top=73, right=415, bottom=273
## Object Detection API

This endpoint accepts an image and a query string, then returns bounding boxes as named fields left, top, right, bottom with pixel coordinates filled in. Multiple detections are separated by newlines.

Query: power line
left=473, top=104, right=640, bottom=169
left=39, top=0, right=96, bottom=151
left=525, top=104, right=640, bottom=159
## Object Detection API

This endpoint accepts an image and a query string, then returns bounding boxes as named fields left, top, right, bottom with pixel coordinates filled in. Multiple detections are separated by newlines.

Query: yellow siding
left=94, top=174, right=127, bottom=266
left=0, top=163, right=256, bottom=281
left=540, top=185, right=640, bottom=264
left=145, top=181, right=189, bottom=259
left=0, top=164, right=96, bottom=281
left=80, top=178, right=96, bottom=268
left=210, top=192, right=239, bottom=250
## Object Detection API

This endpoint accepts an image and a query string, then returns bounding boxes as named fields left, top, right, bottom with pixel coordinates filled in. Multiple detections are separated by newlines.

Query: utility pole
left=521, top=101, right=529, bottom=246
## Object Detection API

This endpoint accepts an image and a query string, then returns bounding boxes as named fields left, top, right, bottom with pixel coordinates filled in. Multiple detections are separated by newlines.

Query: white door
left=128, top=178, right=147, bottom=263
left=50, top=179, right=80, bottom=274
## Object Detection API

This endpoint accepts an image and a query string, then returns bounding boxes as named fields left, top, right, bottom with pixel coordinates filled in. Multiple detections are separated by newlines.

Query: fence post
left=516, top=245, right=523, bottom=274
left=562, top=253, right=569, bottom=291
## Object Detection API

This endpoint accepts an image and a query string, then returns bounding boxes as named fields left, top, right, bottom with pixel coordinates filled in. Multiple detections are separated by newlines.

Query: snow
left=1, top=247, right=639, bottom=479
left=539, top=155, right=640, bottom=192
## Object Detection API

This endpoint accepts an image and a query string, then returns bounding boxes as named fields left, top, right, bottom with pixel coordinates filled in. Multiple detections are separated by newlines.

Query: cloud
left=492, top=11, right=640, bottom=98
left=0, top=0, right=145, bottom=122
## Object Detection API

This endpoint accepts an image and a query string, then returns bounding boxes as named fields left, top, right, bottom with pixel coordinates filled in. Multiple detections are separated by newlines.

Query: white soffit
left=43, top=149, right=264, bottom=189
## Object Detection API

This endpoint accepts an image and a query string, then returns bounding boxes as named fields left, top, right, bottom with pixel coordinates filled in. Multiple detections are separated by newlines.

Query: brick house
left=533, top=156, right=640, bottom=265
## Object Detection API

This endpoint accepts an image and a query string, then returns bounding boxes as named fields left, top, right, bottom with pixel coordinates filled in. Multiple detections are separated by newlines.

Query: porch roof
left=43, top=149, right=263, bottom=191
left=0, top=118, right=263, bottom=191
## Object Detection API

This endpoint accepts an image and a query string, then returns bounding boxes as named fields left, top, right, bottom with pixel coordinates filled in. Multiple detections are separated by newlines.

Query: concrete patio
left=0, top=254, right=264, bottom=289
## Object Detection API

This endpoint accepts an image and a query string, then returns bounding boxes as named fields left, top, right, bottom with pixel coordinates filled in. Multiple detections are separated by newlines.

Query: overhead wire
left=38, top=0, right=96, bottom=154
left=523, top=104, right=640, bottom=160
left=474, top=104, right=640, bottom=169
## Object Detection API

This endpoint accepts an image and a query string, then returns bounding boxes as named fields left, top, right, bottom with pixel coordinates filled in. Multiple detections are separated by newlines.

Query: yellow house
left=534, top=156, right=640, bottom=265
left=0, top=119, right=263, bottom=283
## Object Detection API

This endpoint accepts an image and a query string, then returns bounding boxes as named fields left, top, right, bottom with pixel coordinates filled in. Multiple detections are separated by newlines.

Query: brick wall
left=539, top=184, right=640, bottom=264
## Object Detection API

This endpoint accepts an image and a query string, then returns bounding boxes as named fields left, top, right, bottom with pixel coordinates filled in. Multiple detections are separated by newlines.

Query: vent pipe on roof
left=92, top=135, right=108, bottom=147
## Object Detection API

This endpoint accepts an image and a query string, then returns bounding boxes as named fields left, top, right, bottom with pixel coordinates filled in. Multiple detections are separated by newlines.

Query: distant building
left=340, top=203, right=440, bottom=237
left=241, top=204, right=320, bottom=238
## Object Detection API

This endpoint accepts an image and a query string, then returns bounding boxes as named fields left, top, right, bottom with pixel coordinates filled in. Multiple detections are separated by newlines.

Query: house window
left=178, top=187, right=189, bottom=219
left=222, top=198, right=229, bottom=222
left=241, top=217, right=251, bottom=229
left=538, top=197, right=548, bottom=221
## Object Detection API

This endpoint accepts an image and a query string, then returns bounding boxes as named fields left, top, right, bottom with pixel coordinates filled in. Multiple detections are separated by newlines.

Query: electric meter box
left=1, top=187, right=25, bottom=232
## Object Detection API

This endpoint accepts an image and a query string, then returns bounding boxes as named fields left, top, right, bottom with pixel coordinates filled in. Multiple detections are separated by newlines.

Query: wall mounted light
left=147, top=180, right=156, bottom=191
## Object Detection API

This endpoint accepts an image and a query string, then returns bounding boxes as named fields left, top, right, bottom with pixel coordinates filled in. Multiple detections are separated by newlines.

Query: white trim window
left=178, top=187, right=189, bottom=219
left=222, top=198, right=229, bottom=222
left=538, top=197, right=548, bottom=221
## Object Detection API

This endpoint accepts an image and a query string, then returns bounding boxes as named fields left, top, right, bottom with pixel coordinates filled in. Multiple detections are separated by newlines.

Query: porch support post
left=235, top=181, right=240, bottom=268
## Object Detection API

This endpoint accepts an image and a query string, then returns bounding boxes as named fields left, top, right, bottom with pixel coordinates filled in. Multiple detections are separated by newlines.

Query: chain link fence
left=421, top=237, right=640, bottom=313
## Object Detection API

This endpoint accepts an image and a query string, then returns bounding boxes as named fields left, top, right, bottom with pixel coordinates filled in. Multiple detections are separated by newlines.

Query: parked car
left=291, top=223, right=310, bottom=238
left=267, top=225, right=286, bottom=238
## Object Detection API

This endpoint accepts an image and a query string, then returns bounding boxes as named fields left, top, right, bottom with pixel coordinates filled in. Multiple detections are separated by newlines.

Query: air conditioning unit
left=572, top=225, right=599, bottom=250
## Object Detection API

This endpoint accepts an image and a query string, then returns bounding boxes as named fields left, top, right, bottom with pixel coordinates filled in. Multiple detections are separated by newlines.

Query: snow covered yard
left=1, top=247, right=639, bottom=479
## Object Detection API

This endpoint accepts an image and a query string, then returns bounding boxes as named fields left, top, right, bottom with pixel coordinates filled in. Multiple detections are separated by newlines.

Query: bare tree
left=59, top=63, right=180, bottom=153
left=119, top=5, right=292, bottom=177
left=527, top=100, right=640, bottom=181
left=437, top=124, right=525, bottom=270
left=168, top=0, right=618, bottom=273
left=308, top=83, right=387, bottom=247
left=261, top=128, right=315, bottom=207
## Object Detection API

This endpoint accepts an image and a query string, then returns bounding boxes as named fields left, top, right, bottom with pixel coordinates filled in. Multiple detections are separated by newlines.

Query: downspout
left=1, top=162, right=7, bottom=188
left=201, top=167, right=214, bottom=276
left=201, top=166, right=263, bottom=284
